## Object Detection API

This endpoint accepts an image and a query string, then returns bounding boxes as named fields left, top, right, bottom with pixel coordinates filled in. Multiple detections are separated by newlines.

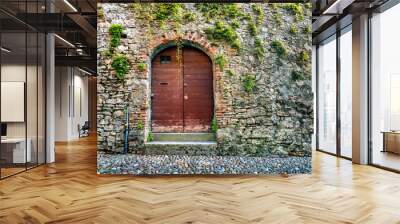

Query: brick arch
left=148, top=32, right=218, bottom=61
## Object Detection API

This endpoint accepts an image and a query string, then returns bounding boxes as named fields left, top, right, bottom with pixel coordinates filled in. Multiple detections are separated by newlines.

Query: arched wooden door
left=151, top=46, right=214, bottom=133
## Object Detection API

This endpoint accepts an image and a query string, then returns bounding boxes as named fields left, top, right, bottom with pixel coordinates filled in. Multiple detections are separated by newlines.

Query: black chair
left=79, top=121, right=90, bottom=138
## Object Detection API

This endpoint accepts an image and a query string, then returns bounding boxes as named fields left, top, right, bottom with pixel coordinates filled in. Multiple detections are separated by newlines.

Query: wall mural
left=97, top=3, right=313, bottom=175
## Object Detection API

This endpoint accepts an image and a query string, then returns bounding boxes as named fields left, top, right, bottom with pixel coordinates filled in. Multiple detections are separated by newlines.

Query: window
left=160, top=55, right=171, bottom=64
left=370, top=3, right=400, bottom=171
left=317, top=35, right=337, bottom=154
left=340, top=26, right=352, bottom=158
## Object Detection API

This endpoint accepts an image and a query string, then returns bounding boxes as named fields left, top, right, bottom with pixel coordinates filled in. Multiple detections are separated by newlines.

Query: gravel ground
left=97, top=153, right=311, bottom=175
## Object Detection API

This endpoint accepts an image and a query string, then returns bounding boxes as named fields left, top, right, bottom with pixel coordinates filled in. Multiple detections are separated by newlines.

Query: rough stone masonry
left=97, top=3, right=313, bottom=157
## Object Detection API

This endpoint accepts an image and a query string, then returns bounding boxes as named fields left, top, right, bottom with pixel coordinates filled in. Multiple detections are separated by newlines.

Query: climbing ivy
left=281, top=3, right=304, bottom=21
left=111, top=55, right=130, bottom=81
left=109, top=24, right=124, bottom=50
left=215, top=54, right=227, bottom=71
left=243, top=74, right=256, bottom=93
left=107, top=24, right=131, bottom=81
left=205, top=21, right=241, bottom=50
left=195, top=3, right=242, bottom=21
left=183, top=11, right=196, bottom=22
left=154, top=3, right=184, bottom=21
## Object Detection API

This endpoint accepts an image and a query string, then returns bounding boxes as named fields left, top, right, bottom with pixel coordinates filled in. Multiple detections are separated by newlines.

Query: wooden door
left=152, top=47, right=183, bottom=132
left=182, top=47, right=213, bottom=132
left=151, top=47, right=213, bottom=133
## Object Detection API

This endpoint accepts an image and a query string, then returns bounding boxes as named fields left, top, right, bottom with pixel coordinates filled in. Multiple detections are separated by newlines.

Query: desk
left=1, top=138, right=31, bottom=163
left=382, top=131, right=400, bottom=154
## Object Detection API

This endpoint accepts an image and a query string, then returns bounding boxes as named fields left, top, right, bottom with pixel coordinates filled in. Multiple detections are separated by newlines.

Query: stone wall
left=97, top=3, right=313, bottom=157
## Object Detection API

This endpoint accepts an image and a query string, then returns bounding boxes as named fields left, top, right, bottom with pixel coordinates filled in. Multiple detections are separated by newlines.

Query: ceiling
left=312, top=0, right=391, bottom=44
left=0, top=0, right=97, bottom=74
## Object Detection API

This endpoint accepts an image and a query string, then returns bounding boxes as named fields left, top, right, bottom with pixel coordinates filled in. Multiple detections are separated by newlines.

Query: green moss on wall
left=109, top=24, right=124, bottom=50
left=297, top=51, right=310, bottom=66
left=248, top=22, right=258, bottom=36
left=205, top=21, right=241, bottom=50
left=251, top=4, right=265, bottom=25
left=281, top=3, right=304, bottom=21
left=254, top=38, right=265, bottom=60
left=215, top=54, right=228, bottom=71
left=147, top=132, right=154, bottom=142
left=98, top=8, right=104, bottom=19
left=272, top=11, right=283, bottom=27
left=111, top=55, right=130, bottom=81
left=243, top=74, right=256, bottom=93
left=211, top=117, right=218, bottom=133
left=289, top=25, right=297, bottom=34
left=226, top=69, right=235, bottom=77
left=137, top=120, right=144, bottom=130
left=303, top=25, right=312, bottom=34
left=270, top=40, right=287, bottom=58
left=154, top=3, right=184, bottom=21
left=195, top=3, right=242, bottom=20
left=137, top=63, right=147, bottom=72
left=183, top=11, right=196, bottom=22
left=291, top=70, right=306, bottom=81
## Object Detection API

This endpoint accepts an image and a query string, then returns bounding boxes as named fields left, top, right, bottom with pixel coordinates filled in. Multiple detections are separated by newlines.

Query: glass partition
left=0, top=1, right=46, bottom=179
left=371, top=4, right=400, bottom=171
left=339, top=26, right=352, bottom=158
left=1, top=30, right=28, bottom=177
left=317, top=35, right=337, bottom=154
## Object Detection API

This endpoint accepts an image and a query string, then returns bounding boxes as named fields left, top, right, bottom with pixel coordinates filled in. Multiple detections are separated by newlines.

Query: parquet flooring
left=1, top=136, right=400, bottom=224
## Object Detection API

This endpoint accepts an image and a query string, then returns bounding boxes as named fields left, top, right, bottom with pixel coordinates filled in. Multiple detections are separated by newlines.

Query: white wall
left=54, top=67, right=89, bottom=141
left=1, top=64, right=35, bottom=138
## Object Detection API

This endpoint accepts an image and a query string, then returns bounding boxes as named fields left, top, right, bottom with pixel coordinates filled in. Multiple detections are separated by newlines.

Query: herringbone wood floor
left=1, top=136, right=400, bottom=224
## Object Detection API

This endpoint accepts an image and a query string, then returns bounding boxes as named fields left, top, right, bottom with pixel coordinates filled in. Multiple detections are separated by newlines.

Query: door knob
left=184, top=83, right=188, bottom=87
left=184, top=95, right=188, bottom=100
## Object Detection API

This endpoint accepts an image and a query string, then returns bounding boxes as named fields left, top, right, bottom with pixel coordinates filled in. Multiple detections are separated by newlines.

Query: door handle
left=184, top=95, right=188, bottom=100
left=160, top=82, right=168, bottom=85
left=184, top=83, right=188, bottom=87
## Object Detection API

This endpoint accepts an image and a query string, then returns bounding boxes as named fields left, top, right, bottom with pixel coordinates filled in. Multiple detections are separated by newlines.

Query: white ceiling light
left=54, top=34, right=75, bottom=48
left=1, top=47, right=11, bottom=53
left=63, top=0, right=78, bottom=12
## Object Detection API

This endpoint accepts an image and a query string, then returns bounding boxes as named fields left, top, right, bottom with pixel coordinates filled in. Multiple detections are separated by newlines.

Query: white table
left=1, top=138, right=31, bottom=163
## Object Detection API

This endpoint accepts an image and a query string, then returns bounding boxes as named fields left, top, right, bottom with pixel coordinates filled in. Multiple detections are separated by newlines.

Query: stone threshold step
left=151, top=132, right=216, bottom=142
left=146, top=141, right=216, bottom=145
